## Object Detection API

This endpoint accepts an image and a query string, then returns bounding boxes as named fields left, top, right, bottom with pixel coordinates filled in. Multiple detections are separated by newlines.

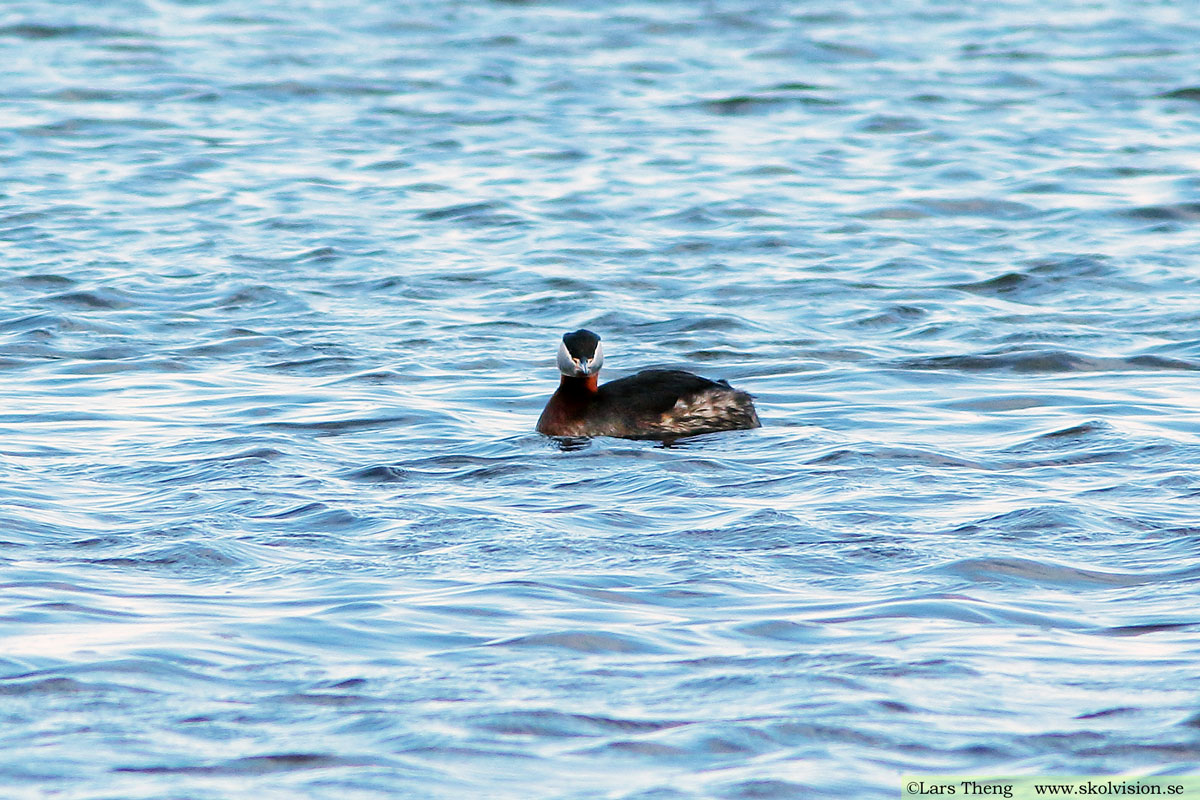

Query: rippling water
left=4, top=1, right=1200, bottom=797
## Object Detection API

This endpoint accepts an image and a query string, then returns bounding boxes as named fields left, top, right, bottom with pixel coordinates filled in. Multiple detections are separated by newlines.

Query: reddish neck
left=558, top=373, right=599, bottom=395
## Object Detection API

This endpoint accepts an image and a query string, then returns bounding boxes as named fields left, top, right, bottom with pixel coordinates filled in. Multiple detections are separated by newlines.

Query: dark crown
left=562, top=329, right=600, bottom=359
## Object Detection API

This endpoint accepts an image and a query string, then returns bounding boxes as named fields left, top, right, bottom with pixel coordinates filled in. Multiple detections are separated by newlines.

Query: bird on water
left=536, top=329, right=760, bottom=440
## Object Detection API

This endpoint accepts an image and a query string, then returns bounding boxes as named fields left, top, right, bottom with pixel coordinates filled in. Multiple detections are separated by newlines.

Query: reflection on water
left=2, top=0, right=1200, bottom=797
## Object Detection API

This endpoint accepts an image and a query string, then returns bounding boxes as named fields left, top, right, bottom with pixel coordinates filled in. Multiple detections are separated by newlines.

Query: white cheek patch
left=591, top=342, right=604, bottom=373
left=557, top=340, right=576, bottom=375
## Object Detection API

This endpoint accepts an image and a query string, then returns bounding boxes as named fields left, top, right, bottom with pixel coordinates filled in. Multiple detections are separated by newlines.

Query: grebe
left=536, top=329, right=760, bottom=440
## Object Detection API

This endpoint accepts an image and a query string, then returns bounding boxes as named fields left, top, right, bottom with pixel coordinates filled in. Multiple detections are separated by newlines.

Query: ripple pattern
left=2, top=0, right=1200, bottom=798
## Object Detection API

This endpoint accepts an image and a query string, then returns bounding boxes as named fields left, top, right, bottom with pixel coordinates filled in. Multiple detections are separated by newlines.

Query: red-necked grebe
left=536, top=329, right=760, bottom=439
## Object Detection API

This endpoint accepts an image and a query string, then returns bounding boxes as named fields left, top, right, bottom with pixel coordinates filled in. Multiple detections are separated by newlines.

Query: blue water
left=3, top=1, right=1200, bottom=797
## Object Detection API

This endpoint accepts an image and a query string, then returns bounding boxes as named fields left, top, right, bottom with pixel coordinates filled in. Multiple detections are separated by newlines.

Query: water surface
left=3, top=1, right=1200, bottom=798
